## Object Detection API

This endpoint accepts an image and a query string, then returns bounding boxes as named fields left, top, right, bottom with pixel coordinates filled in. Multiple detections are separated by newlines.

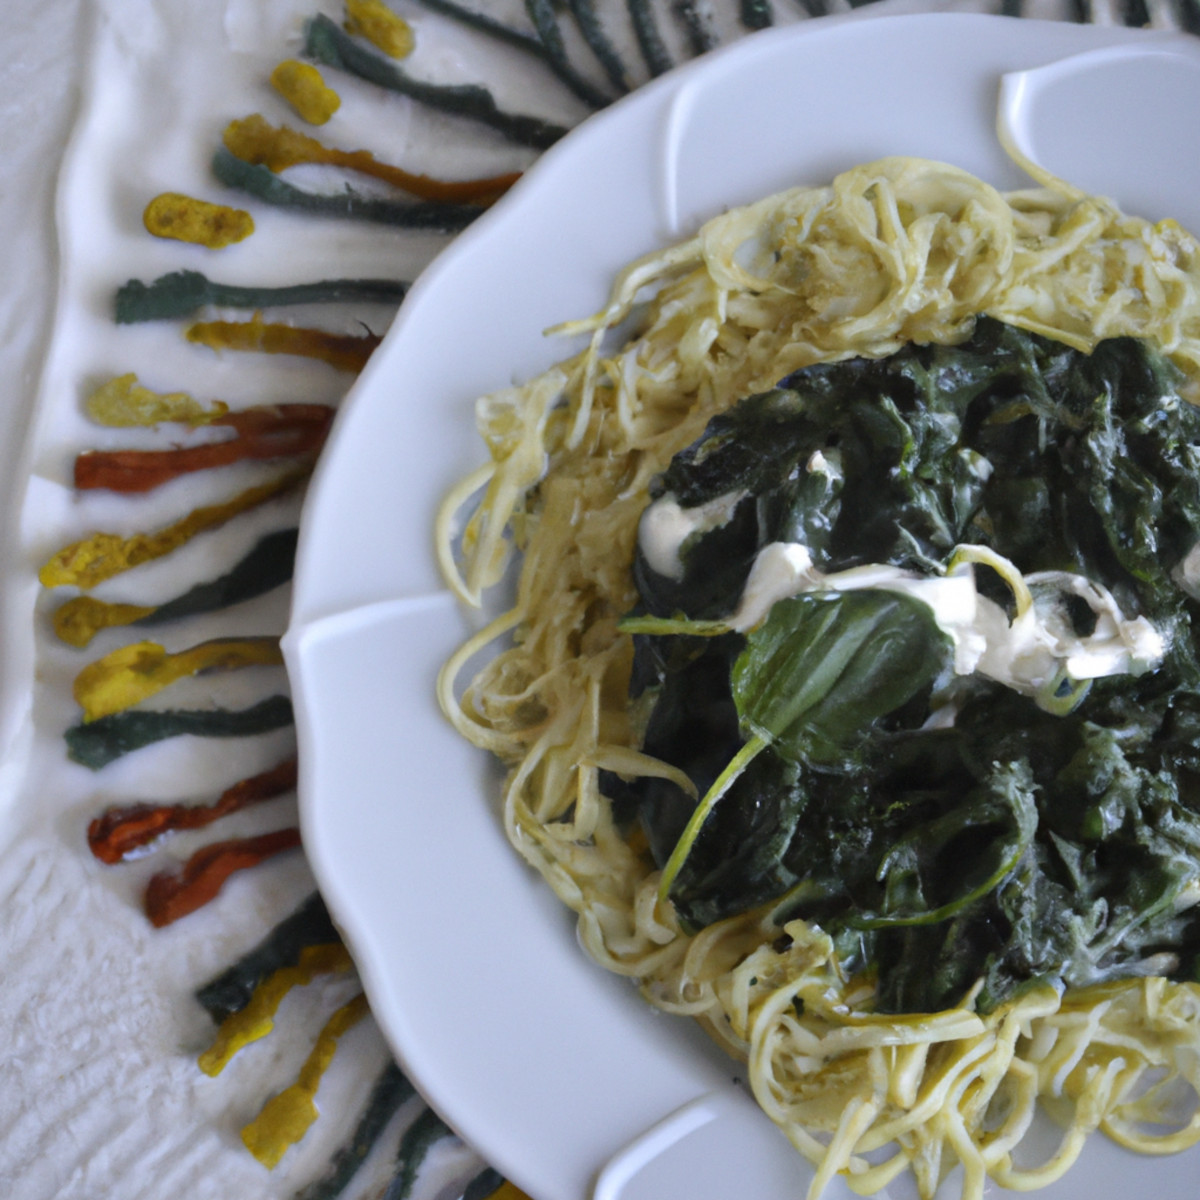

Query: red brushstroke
left=145, top=827, right=303, bottom=927
left=74, top=405, right=333, bottom=492
left=88, top=757, right=298, bottom=864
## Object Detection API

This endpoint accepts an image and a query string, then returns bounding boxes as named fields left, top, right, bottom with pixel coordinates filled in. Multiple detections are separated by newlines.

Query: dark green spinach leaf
left=621, top=318, right=1200, bottom=1013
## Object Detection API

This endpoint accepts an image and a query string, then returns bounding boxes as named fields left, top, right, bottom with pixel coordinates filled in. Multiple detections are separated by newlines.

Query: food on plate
left=437, top=153, right=1200, bottom=1198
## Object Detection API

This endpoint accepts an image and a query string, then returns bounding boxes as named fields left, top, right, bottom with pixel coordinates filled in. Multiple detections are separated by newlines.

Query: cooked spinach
left=623, top=317, right=1200, bottom=1013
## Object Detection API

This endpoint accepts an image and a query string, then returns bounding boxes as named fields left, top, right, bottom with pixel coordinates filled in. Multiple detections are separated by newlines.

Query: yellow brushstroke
left=54, top=597, right=156, bottom=648
left=198, top=943, right=353, bottom=1077
left=143, top=193, right=254, bottom=248
left=270, top=59, right=340, bottom=125
left=241, top=992, right=370, bottom=1168
left=74, top=637, right=284, bottom=723
left=186, top=315, right=377, bottom=373
left=39, top=467, right=308, bottom=590
left=485, top=1185, right=535, bottom=1200
left=86, top=374, right=227, bottom=428
left=223, top=115, right=516, bottom=207
left=344, top=0, right=414, bottom=58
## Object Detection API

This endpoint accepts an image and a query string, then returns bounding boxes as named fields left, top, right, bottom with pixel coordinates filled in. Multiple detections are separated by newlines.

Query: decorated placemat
left=1, top=2, right=1196, bottom=1199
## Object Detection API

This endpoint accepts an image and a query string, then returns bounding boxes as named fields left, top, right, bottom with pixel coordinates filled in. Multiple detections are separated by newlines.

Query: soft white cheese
left=729, top=541, right=1165, bottom=705
left=1021, top=571, right=1164, bottom=684
left=638, top=489, right=747, bottom=581
left=731, top=542, right=984, bottom=673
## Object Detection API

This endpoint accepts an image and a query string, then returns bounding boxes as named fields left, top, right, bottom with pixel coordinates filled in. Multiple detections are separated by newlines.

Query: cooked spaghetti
left=436, top=155, right=1200, bottom=1198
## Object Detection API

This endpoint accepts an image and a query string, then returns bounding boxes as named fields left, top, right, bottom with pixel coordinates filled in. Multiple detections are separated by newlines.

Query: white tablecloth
left=1, top=2, right=1191, bottom=1198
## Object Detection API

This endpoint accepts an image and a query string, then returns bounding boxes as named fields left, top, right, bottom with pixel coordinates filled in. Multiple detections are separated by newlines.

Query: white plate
left=284, top=14, right=1200, bottom=1200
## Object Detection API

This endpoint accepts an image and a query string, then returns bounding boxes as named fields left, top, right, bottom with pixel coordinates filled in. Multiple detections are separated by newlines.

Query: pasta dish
left=436, top=146, right=1200, bottom=1198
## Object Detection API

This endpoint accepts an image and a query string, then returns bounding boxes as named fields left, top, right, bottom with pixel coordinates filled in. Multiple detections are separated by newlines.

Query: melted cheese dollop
left=730, top=541, right=1165, bottom=703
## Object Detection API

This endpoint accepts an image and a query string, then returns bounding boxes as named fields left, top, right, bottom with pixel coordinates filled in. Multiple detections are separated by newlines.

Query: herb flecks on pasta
left=437, top=156, right=1200, bottom=1200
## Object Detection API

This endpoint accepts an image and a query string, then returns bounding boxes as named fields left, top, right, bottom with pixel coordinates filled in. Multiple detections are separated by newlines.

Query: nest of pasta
left=437, top=155, right=1200, bottom=1199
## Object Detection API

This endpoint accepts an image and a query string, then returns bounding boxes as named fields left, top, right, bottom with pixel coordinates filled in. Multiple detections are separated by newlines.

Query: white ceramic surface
left=285, top=15, right=1200, bottom=1200
left=997, top=42, right=1200, bottom=233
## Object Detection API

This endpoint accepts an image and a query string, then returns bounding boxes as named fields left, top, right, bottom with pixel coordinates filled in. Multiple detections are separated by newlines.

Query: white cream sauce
left=728, top=541, right=1165, bottom=703
left=638, top=489, right=747, bottom=581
